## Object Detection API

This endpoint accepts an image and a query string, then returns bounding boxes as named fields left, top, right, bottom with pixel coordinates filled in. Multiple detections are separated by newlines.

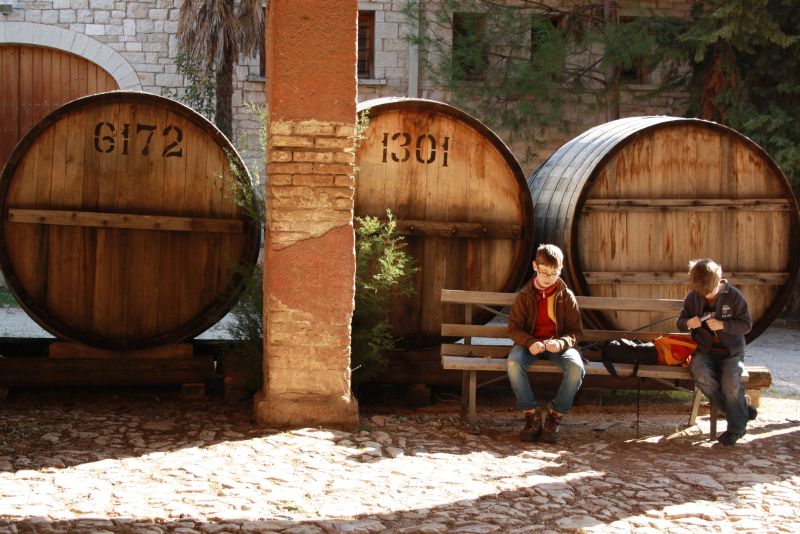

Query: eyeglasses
left=536, top=265, right=560, bottom=278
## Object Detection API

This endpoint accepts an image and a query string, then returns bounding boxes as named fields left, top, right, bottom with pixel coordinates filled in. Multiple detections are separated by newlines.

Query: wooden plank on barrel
left=582, top=198, right=790, bottom=211
left=127, top=100, right=162, bottom=338
left=48, top=112, right=83, bottom=328
left=7, top=210, right=245, bottom=233
left=91, top=101, right=125, bottom=339
left=175, top=118, right=212, bottom=325
left=583, top=271, right=789, bottom=285
left=157, top=113, right=191, bottom=334
left=86, top=100, right=110, bottom=338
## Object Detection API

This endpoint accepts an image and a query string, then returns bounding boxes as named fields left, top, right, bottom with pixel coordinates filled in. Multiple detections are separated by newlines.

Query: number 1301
left=381, top=132, right=450, bottom=166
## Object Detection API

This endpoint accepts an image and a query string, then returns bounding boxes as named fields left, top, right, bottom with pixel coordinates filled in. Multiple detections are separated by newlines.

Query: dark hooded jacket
left=676, top=280, right=752, bottom=356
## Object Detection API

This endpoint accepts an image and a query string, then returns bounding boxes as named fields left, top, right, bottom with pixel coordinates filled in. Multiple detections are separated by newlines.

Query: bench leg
left=709, top=403, right=718, bottom=439
left=468, top=370, right=477, bottom=429
left=746, top=389, right=760, bottom=408
left=689, top=386, right=702, bottom=426
left=460, top=371, right=469, bottom=420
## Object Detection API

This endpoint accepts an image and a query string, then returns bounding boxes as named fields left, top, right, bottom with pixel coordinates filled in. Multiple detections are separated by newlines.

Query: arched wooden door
left=0, top=45, right=118, bottom=170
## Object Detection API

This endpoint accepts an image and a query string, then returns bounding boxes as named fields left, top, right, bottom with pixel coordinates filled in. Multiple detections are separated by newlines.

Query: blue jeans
left=690, top=352, right=747, bottom=435
left=507, top=344, right=585, bottom=413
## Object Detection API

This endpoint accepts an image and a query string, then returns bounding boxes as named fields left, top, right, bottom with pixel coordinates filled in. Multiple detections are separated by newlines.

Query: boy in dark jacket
left=677, top=259, right=754, bottom=446
left=507, top=244, right=584, bottom=443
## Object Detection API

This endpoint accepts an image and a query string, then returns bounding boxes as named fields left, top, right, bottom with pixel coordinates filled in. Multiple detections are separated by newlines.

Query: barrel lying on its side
left=0, top=91, right=261, bottom=350
left=529, top=116, right=800, bottom=341
left=356, top=98, right=535, bottom=347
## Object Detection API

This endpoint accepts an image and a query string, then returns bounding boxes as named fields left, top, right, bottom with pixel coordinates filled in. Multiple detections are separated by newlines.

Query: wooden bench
left=440, top=289, right=757, bottom=436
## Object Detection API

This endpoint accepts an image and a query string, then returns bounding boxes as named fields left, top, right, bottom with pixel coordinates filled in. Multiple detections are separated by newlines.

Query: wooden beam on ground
left=0, top=357, right=215, bottom=387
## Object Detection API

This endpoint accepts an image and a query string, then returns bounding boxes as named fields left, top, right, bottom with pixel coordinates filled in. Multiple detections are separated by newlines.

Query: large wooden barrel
left=0, top=91, right=261, bottom=350
left=529, top=116, right=800, bottom=341
left=356, top=98, right=534, bottom=346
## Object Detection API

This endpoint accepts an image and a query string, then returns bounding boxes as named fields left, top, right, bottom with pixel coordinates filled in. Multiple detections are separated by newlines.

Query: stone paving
left=1, top=389, right=799, bottom=534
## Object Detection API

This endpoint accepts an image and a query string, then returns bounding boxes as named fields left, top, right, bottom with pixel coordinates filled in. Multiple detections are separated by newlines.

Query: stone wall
left=0, top=0, right=264, bottom=165
left=357, top=0, right=414, bottom=101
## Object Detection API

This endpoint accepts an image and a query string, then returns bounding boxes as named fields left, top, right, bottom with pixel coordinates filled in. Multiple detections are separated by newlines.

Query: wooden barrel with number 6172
left=355, top=98, right=535, bottom=347
left=0, top=91, right=261, bottom=350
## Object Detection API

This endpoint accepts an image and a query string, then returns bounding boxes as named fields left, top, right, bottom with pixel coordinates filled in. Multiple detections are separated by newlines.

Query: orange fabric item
left=654, top=335, right=697, bottom=366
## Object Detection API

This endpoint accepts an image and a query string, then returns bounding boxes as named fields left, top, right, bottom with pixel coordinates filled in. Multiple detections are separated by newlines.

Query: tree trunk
left=603, top=0, right=619, bottom=121
left=215, top=42, right=235, bottom=139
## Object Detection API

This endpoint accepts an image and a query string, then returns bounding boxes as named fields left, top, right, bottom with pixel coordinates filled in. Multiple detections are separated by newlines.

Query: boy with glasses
left=507, top=244, right=585, bottom=443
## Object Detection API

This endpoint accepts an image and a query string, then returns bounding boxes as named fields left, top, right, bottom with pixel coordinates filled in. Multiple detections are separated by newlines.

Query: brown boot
left=519, top=409, right=542, bottom=442
left=540, top=407, right=563, bottom=444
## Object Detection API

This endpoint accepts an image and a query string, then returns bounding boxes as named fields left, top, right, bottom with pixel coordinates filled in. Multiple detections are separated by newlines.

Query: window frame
left=358, top=10, right=376, bottom=80
left=452, top=12, right=489, bottom=82
left=618, top=16, right=650, bottom=85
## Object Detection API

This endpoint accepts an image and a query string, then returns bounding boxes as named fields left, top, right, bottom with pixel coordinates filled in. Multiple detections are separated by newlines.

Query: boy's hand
left=528, top=342, right=545, bottom=355
left=686, top=316, right=702, bottom=329
left=543, top=339, right=561, bottom=352
left=706, top=318, right=724, bottom=331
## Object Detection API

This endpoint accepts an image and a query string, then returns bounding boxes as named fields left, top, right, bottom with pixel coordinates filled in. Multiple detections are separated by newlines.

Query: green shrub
left=351, top=210, right=417, bottom=382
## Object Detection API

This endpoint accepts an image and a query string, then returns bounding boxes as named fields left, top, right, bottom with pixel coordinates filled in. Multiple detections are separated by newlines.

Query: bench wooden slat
left=441, top=289, right=515, bottom=306
left=441, top=289, right=685, bottom=313
left=441, top=323, right=509, bottom=338
left=441, top=355, right=749, bottom=382
left=441, top=343, right=510, bottom=358
left=442, top=323, right=690, bottom=343
left=581, top=330, right=689, bottom=342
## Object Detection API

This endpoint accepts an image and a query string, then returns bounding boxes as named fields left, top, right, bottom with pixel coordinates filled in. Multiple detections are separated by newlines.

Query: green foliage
left=0, top=287, right=19, bottom=309
left=223, top=263, right=264, bottom=393
left=218, top=103, right=265, bottom=394
left=224, top=102, right=267, bottom=224
left=352, top=210, right=417, bottom=382
left=161, top=52, right=216, bottom=121
left=683, top=0, right=800, bottom=187
left=402, top=1, right=687, bottom=154
left=354, top=109, right=370, bottom=149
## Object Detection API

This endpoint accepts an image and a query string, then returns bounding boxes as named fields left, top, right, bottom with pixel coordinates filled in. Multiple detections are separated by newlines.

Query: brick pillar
left=253, top=0, right=359, bottom=428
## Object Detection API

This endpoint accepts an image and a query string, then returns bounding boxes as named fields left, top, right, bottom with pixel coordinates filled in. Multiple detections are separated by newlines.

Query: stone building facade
left=355, top=0, right=693, bottom=175
left=0, top=0, right=264, bottom=166
left=2, top=0, right=692, bottom=176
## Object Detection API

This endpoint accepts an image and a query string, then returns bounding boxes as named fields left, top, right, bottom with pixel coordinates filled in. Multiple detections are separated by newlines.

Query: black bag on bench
left=601, top=338, right=658, bottom=379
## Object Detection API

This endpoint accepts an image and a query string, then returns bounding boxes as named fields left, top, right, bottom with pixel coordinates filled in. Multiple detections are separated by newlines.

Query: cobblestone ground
left=1, top=389, right=799, bottom=534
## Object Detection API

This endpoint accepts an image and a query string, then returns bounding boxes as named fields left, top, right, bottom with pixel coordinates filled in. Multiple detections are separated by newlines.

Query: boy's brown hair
left=688, top=258, right=722, bottom=296
left=535, top=244, right=564, bottom=269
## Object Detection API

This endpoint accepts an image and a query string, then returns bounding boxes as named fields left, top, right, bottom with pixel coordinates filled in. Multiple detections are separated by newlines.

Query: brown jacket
left=508, top=278, right=583, bottom=351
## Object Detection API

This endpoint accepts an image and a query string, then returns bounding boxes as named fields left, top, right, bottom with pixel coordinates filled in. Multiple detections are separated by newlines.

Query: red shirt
left=532, top=280, right=558, bottom=341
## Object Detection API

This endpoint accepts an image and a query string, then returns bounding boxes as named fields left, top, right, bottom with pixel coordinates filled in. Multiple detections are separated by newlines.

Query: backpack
left=601, top=338, right=658, bottom=379
left=653, top=335, right=697, bottom=366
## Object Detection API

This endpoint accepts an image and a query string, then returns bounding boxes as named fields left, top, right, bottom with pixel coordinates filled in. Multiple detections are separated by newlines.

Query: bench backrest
left=440, top=289, right=688, bottom=345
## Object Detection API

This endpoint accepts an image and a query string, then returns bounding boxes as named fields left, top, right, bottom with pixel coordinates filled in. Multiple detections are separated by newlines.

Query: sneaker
left=747, top=404, right=758, bottom=421
left=540, top=407, right=563, bottom=444
left=717, top=430, right=744, bottom=446
left=520, top=409, right=542, bottom=442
